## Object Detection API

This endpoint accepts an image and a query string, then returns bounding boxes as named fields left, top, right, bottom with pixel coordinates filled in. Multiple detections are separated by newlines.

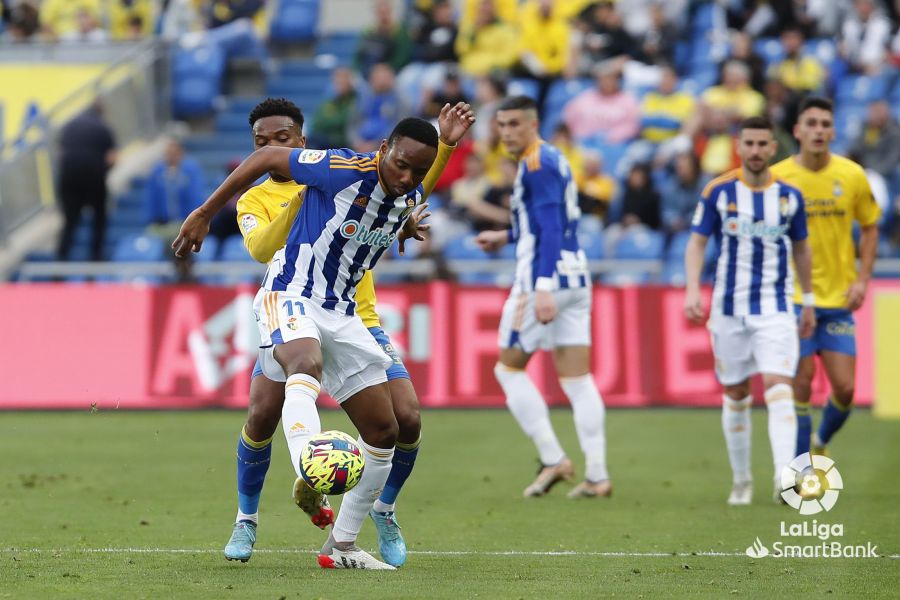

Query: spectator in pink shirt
left=562, top=61, right=640, bottom=144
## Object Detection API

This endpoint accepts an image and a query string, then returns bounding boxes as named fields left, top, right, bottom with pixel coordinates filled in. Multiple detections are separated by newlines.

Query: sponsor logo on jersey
left=241, top=214, right=258, bottom=233
left=723, top=216, right=789, bottom=240
left=339, top=220, right=397, bottom=248
left=297, top=149, right=326, bottom=164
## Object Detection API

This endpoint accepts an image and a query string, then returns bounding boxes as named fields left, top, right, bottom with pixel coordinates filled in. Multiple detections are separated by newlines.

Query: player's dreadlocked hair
left=387, top=117, right=439, bottom=149
left=248, top=97, right=304, bottom=130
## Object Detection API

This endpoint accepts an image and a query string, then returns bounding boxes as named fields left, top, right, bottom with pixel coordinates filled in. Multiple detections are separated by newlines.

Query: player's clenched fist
left=683, top=288, right=706, bottom=325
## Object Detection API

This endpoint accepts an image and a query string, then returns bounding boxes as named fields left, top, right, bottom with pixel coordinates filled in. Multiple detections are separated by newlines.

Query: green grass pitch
left=2, top=408, right=898, bottom=599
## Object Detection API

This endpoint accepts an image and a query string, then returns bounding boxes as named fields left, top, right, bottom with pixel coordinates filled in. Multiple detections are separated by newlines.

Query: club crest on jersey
left=297, top=149, right=326, bottom=164
left=400, top=197, right=417, bottom=220
left=833, top=182, right=842, bottom=197
left=353, top=195, right=370, bottom=208
left=779, top=196, right=790, bottom=216
left=339, top=220, right=397, bottom=248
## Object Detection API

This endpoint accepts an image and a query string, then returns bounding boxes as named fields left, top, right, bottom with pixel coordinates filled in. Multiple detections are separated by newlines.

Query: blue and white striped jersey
left=509, top=140, right=590, bottom=293
left=692, top=170, right=808, bottom=317
left=266, top=148, right=421, bottom=316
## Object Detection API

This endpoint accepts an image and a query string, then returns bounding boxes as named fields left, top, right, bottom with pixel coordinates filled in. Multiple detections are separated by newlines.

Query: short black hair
left=387, top=117, right=438, bottom=149
left=497, top=95, right=538, bottom=113
left=248, top=97, right=304, bottom=130
left=739, top=115, right=774, bottom=132
left=797, top=96, right=833, bottom=117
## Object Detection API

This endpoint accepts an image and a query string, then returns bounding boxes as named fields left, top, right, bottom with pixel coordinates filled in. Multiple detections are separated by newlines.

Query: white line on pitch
left=4, top=548, right=898, bottom=558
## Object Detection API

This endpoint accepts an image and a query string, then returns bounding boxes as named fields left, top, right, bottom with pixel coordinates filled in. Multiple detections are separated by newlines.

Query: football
left=299, top=430, right=365, bottom=495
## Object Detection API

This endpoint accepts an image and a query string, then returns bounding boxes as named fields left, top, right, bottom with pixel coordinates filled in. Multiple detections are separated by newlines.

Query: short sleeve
left=788, top=190, right=808, bottom=241
left=852, top=169, right=881, bottom=227
left=690, top=186, right=720, bottom=237
left=288, top=148, right=332, bottom=190
left=524, top=160, right=565, bottom=209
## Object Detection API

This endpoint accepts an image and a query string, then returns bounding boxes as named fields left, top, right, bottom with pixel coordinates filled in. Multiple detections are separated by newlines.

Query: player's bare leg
left=814, top=351, right=856, bottom=454
left=793, top=355, right=816, bottom=456
left=370, top=377, right=420, bottom=567
left=496, top=347, right=573, bottom=497
left=553, top=345, right=611, bottom=499
left=319, top=382, right=398, bottom=570
left=722, top=380, right=753, bottom=505
left=273, top=338, right=334, bottom=529
left=761, top=374, right=799, bottom=502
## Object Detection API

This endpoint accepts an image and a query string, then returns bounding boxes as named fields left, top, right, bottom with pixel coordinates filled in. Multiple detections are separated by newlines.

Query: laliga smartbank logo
left=745, top=454, right=879, bottom=559
left=779, top=453, right=843, bottom=514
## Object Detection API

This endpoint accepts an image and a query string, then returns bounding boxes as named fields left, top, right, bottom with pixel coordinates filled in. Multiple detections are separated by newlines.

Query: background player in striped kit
left=684, top=116, right=816, bottom=506
left=175, top=106, right=475, bottom=570
left=770, top=97, right=881, bottom=459
left=476, top=96, right=611, bottom=499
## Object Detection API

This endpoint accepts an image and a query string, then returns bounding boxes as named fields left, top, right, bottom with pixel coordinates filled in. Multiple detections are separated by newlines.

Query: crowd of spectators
left=310, top=0, right=900, bottom=254
left=8, top=0, right=900, bottom=265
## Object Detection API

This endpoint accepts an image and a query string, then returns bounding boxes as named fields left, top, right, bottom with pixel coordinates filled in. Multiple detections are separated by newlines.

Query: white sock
left=236, top=510, right=258, bottom=524
left=281, top=373, right=322, bottom=477
left=494, top=363, right=565, bottom=466
left=722, top=394, right=752, bottom=484
left=560, top=374, right=609, bottom=481
left=372, top=499, right=393, bottom=513
left=332, top=439, right=394, bottom=543
left=765, top=384, right=798, bottom=479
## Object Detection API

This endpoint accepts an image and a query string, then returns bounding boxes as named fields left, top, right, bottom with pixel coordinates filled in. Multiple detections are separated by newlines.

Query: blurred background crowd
left=3, top=0, right=900, bottom=284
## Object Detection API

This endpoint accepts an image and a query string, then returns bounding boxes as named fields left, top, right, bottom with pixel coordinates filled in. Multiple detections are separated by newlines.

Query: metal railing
left=0, top=40, right=169, bottom=241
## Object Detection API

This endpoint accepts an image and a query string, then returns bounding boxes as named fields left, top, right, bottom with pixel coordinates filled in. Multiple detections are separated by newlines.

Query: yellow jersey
left=770, top=154, right=881, bottom=308
left=236, top=177, right=381, bottom=328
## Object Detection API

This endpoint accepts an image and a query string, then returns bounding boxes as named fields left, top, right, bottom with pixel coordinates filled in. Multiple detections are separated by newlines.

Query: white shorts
left=253, top=289, right=391, bottom=403
left=708, top=312, right=799, bottom=386
left=498, top=287, right=592, bottom=353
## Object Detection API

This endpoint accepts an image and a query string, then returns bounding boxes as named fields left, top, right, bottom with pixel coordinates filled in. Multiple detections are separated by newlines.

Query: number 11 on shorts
left=283, top=300, right=306, bottom=317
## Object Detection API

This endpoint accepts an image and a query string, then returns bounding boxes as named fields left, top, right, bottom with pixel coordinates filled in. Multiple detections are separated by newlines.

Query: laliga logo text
left=779, top=453, right=842, bottom=514
left=745, top=455, right=879, bottom=559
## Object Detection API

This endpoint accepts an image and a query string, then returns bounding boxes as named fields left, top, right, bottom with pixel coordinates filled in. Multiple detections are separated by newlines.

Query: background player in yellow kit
left=770, top=97, right=881, bottom=459
left=224, top=98, right=463, bottom=567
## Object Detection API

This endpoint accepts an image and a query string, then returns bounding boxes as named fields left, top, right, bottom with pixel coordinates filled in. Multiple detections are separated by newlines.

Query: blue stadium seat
left=444, top=233, right=492, bottom=260
left=580, top=139, right=629, bottom=176
left=835, top=74, right=892, bottom=104
left=220, top=234, right=255, bottom=262
left=666, top=230, right=691, bottom=261
left=171, top=44, right=226, bottom=119
left=112, top=234, right=165, bottom=262
left=753, top=37, right=785, bottom=66
left=659, top=260, right=687, bottom=286
left=507, top=78, right=540, bottom=101
left=691, top=2, right=717, bottom=34
left=215, top=112, right=252, bottom=133
left=194, top=236, right=221, bottom=262
left=614, top=229, right=665, bottom=260
left=805, top=38, right=837, bottom=67
left=315, top=31, right=359, bottom=64
left=578, top=230, right=604, bottom=259
left=600, top=270, right=652, bottom=286
left=269, top=0, right=319, bottom=43
left=540, top=78, right=592, bottom=138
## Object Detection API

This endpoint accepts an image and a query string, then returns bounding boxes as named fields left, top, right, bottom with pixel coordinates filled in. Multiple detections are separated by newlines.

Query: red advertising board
left=0, top=282, right=883, bottom=409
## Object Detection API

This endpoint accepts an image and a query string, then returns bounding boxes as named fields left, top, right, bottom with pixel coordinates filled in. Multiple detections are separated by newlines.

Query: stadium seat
left=315, top=31, right=359, bottom=65
left=172, top=44, right=226, bottom=119
left=666, top=230, right=691, bottom=262
left=215, top=112, right=252, bottom=133
left=540, top=78, right=592, bottom=138
left=613, top=229, right=665, bottom=260
left=112, top=234, right=165, bottom=262
left=194, top=236, right=221, bottom=262
left=443, top=233, right=492, bottom=260
left=835, top=74, right=892, bottom=104
left=691, top=2, right=718, bottom=34
left=507, top=78, right=540, bottom=101
left=578, top=230, right=604, bottom=259
left=219, top=235, right=256, bottom=262
left=600, top=270, right=652, bottom=286
left=269, top=0, right=319, bottom=43
left=659, top=260, right=687, bottom=287
left=753, top=37, right=785, bottom=66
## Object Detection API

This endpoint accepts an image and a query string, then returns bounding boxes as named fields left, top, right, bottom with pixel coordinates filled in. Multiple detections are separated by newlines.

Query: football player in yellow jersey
left=224, top=98, right=464, bottom=567
left=770, top=97, right=881, bottom=459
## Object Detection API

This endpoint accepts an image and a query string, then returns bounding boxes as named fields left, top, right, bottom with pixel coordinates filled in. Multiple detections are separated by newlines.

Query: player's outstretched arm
left=173, top=146, right=295, bottom=257
left=683, top=233, right=708, bottom=324
left=421, top=103, right=477, bottom=199
left=792, top=238, right=816, bottom=338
